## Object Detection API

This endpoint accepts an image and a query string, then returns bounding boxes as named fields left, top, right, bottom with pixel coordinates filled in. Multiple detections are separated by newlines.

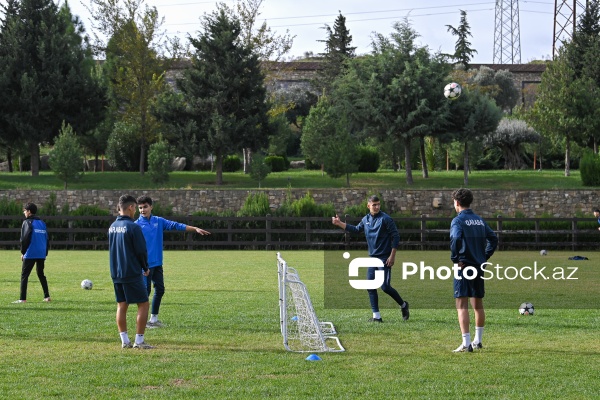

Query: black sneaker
left=369, top=318, right=383, bottom=323
left=401, top=302, right=410, bottom=321
left=472, top=342, right=483, bottom=350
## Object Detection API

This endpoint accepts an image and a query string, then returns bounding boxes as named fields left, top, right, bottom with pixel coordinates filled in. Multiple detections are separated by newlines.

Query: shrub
left=357, top=145, right=380, bottom=172
left=580, top=152, right=600, bottom=186
left=265, top=155, right=287, bottom=172
left=223, top=155, right=242, bottom=172
left=147, top=138, right=171, bottom=185
left=237, top=192, right=271, bottom=216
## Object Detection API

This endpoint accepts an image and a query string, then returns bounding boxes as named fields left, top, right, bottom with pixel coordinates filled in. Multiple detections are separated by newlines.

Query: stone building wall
left=2, top=189, right=598, bottom=218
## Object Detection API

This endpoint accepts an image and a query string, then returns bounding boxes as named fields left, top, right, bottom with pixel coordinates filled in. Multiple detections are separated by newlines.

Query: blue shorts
left=114, top=277, right=149, bottom=304
left=453, top=268, right=485, bottom=298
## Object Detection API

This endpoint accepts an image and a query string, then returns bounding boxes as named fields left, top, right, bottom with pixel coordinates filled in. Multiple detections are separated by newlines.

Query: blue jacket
left=21, top=216, right=49, bottom=259
left=450, top=209, right=498, bottom=267
left=345, top=211, right=400, bottom=261
left=109, top=215, right=148, bottom=283
left=135, top=215, right=187, bottom=268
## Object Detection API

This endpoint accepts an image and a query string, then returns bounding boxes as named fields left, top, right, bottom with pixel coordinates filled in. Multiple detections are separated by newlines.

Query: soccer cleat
left=43, top=297, right=51, bottom=302
left=472, top=342, right=483, bottom=350
left=12, top=300, right=26, bottom=303
left=133, top=341, right=155, bottom=349
left=146, top=320, right=164, bottom=328
left=401, top=302, right=410, bottom=321
left=122, top=342, right=133, bottom=349
left=369, top=318, right=383, bottom=323
left=453, top=344, right=473, bottom=353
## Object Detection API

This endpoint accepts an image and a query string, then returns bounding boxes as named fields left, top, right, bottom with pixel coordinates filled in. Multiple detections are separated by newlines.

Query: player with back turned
left=450, top=188, right=498, bottom=352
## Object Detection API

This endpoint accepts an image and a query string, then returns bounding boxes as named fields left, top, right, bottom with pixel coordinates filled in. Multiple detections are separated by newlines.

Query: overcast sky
left=60, top=0, right=561, bottom=63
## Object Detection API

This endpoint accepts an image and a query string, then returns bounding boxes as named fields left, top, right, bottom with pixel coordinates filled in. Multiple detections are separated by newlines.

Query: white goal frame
left=277, top=252, right=344, bottom=353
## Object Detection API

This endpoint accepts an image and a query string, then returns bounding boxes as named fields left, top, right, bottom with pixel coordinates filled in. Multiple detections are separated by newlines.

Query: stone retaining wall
left=2, top=189, right=599, bottom=217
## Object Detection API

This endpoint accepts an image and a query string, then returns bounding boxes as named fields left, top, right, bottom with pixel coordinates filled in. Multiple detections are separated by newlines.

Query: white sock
left=373, top=312, right=381, bottom=319
left=119, top=331, right=130, bottom=345
left=135, top=334, right=145, bottom=345
left=150, top=314, right=158, bottom=323
left=462, top=333, right=471, bottom=347
left=474, top=326, right=484, bottom=344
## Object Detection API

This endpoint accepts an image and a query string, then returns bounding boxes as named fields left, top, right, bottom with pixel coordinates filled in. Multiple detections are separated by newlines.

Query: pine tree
left=314, top=12, right=356, bottom=95
left=177, top=8, right=270, bottom=185
left=49, top=122, right=84, bottom=189
left=0, top=0, right=105, bottom=176
left=446, top=10, right=477, bottom=68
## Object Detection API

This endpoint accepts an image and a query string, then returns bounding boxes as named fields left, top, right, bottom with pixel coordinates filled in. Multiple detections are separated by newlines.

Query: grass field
left=0, top=169, right=593, bottom=190
left=1, top=250, right=598, bottom=399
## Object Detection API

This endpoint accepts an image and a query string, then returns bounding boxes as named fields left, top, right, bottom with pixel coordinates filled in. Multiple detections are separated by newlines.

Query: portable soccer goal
left=277, top=252, right=345, bottom=353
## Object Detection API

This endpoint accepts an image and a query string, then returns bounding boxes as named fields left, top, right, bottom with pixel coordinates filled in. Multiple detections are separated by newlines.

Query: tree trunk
left=29, top=141, right=40, bottom=177
left=7, top=147, right=13, bottom=173
left=463, top=140, right=469, bottom=187
left=564, top=134, right=571, bottom=177
left=346, top=172, right=350, bottom=187
left=139, top=139, right=146, bottom=176
left=243, top=148, right=251, bottom=174
left=404, top=138, right=413, bottom=185
left=419, top=135, right=429, bottom=178
left=216, top=151, right=223, bottom=185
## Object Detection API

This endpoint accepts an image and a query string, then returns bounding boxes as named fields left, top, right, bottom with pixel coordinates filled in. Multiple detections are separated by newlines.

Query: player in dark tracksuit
left=450, top=188, right=498, bottom=352
left=15, top=203, right=50, bottom=303
left=332, top=195, right=409, bottom=322
left=109, top=195, right=153, bottom=349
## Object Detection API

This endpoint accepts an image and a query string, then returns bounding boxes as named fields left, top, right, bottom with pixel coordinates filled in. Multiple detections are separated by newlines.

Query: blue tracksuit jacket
left=109, top=215, right=148, bottom=283
left=135, top=215, right=187, bottom=268
left=345, top=211, right=400, bottom=261
left=450, top=209, right=498, bottom=267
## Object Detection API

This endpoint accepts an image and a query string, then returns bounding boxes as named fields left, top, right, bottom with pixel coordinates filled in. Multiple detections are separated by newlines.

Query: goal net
left=277, top=252, right=345, bottom=353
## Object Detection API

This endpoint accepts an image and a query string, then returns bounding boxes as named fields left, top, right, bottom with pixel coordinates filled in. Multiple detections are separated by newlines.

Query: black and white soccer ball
left=444, top=82, right=462, bottom=100
left=519, top=302, right=534, bottom=315
left=81, top=279, right=93, bottom=290
left=540, top=249, right=548, bottom=256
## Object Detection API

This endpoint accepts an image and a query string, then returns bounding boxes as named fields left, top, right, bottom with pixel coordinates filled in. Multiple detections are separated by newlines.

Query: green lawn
left=1, top=250, right=598, bottom=399
left=0, top=169, right=594, bottom=190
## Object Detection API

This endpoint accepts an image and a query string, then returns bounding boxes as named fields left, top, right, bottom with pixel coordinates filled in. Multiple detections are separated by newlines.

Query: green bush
left=237, top=192, right=271, bottom=216
left=147, top=138, right=171, bottom=185
left=357, top=145, right=380, bottom=172
left=579, top=152, right=600, bottom=186
left=265, top=155, right=287, bottom=172
left=223, top=155, right=242, bottom=172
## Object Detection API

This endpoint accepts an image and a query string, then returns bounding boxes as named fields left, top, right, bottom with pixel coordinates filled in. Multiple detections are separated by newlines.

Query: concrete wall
left=2, top=189, right=598, bottom=218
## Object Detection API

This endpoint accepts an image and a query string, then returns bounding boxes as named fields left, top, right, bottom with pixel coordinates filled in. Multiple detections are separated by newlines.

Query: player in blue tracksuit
left=450, top=188, right=498, bottom=352
left=593, top=209, right=600, bottom=231
left=109, top=195, right=153, bottom=349
left=14, top=203, right=50, bottom=303
left=135, top=196, right=210, bottom=328
left=332, top=195, right=409, bottom=322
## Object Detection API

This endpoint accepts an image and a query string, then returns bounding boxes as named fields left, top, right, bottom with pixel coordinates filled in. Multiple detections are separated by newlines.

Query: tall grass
left=1, top=250, right=598, bottom=399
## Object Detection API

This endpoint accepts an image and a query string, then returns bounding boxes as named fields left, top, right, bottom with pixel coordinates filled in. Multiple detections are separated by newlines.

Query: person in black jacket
left=108, top=195, right=153, bottom=349
left=13, top=203, right=50, bottom=303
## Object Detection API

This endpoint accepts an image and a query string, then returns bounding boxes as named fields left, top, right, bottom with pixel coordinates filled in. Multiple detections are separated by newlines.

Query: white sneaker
left=12, top=300, right=26, bottom=303
left=146, top=320, right=164, bottom=328
left=453, top=344, right=473, bottom=353
left=472, top=342, right=483, bottom=350
left=133, top=341, right=155, bottom=349
left=122, top=342, right=133, bottom=349
left=43, top=297, right=51, bottom=302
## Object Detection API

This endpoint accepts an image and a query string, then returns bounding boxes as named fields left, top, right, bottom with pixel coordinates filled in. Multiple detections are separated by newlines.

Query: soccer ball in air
left=540, top=249, right=548, bottom=256
left=444, top=82, right=462, bottom=100
left=519, top=302, right=535, bottom=315
left=81, top=279, right=93, bottom=290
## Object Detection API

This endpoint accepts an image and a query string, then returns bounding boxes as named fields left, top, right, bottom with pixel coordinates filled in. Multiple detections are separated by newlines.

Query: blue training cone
left=291, top=315, right=298, bottom=321
left=305, top=354, right=322, bottom=361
